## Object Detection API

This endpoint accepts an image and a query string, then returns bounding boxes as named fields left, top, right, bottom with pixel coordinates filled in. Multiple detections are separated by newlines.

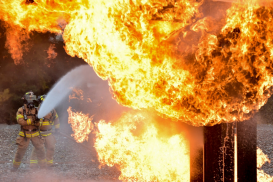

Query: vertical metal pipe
left=204, top=123, right=234, bottom=182
left=234, top=121, right=237, bottom=182
left=237, top=118, right=257, bottom=182
left=203, top=124, right=223, bottom=181
left=203, top=119, right=257, bottom=182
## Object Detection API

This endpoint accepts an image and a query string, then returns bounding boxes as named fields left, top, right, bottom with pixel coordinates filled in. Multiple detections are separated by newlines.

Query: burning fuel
left=2, top=1, right=273, bottom=181
left=2, top=0, right=273, bottom=126
left=67, top=107, right=94, bottom=143
left=65, top=105, right=273, bottom=182
left=94, top=111, right=190, bottom=182
left=257, top=147, right=273, bottom=182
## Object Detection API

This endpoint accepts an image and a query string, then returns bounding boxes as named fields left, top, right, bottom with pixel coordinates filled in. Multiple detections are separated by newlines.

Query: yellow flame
left=1, top=1, right=273, bottom=125
left=94, top=111, right=190, bottom=182
left=67, top=106, right=94, bottom=143
left=257, top=147, right=273, bottom=182
left=257, top=147, right=270, bottom=169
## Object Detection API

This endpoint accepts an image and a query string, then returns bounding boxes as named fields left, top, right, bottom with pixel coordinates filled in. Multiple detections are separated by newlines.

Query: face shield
left=24, top=94, right=37, bottom=109
left=25, top=94, right=37, bottom=103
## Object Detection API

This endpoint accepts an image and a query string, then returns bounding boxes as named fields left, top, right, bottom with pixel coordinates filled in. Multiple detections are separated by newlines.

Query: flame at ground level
left=66, top=107, right=273, bottom=182
left=258, top=170, right=273, bottom=182
left=257, top=147, right=273, bottom=182
left=67, top=107, right=94, bottom=143
left=94, top=111, right=190, bottom=182
left=257, top=147, right=270, bottom=169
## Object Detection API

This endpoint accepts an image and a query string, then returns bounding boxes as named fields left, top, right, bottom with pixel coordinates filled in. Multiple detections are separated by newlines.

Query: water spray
left=38, top=65, right=95, bottom=118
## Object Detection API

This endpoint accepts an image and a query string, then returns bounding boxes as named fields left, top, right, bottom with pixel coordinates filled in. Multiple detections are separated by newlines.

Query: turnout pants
left=13, top=136, right=46, bottom=168
left=30, top=134, right=56, bottom=166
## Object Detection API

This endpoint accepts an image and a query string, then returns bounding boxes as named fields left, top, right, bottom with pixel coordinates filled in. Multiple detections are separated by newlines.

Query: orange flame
left=63, top=0, right=273, bottom=125
left=94, top=111, right=190, bottom=182
left=4, top=27, right=30, bottom=64
left=67, top=106, right=94, bottom=143
left=1, top=0, right=273, bottom=126
left=0, top=0, right=69, bottom=62
left=257, top=147, right=270, bottom=169
left=67, top=108, right=273, bottom=182
left=257, top=147, right=273, bottom=182
left=46, top=44, right=57, bottom=60
left=69, top=87, right=84, bottom=102
left=4, top=1, right=273, bottom=181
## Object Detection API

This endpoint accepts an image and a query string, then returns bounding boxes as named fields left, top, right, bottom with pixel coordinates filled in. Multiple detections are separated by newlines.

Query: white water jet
left=38, top=65, right=100, bottom=118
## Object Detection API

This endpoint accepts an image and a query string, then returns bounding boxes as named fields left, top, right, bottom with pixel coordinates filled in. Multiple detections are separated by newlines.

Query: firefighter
left=30, top=94, right=60, bottom=167
left=12, top=91, right=46, bottom=172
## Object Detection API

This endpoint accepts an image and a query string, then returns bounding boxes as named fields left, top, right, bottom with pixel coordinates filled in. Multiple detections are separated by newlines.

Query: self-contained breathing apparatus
left=21, top=91, right=41, bottom=140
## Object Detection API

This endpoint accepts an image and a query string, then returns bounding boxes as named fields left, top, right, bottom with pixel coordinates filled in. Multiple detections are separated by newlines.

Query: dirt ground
left=257, top=124, right=273, bottom=176
left=0, top=123, right=272, bottom=182
left=0, top=124, right=121, bottom=182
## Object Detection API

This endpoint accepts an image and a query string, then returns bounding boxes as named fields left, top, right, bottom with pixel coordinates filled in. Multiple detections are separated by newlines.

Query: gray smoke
left=38, top=65, right=100, bottom=118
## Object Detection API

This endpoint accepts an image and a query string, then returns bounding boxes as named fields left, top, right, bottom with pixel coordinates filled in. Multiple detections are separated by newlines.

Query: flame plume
left=1, top=1, right=273, bottom=125
left=257, top=147, right=270, bottom=169
left=69, top=88, right=84, bottom=101
left=67, top=109, right=273, bottom=182
left=47, top=44, right=57, bottom=60
left=63, top=0, right=203, bottom=125
left=0, top=0, right=69, bottom=62
left=4, top=1, right=273, bottom=181
left=67, top=106, right=94, bottom=143
left=257, top=147, right=273, bottom=182
left=64, top=0, right=273, bottom=126
left=94, top=111, right=190, bottom=182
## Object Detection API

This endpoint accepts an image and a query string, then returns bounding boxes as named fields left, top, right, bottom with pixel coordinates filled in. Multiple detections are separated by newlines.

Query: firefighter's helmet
left=22, top=91, right=37, bottom=109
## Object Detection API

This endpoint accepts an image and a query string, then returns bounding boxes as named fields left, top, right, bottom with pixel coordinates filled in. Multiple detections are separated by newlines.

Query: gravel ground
left=0, top=124, right=121, bottom=182
left=258, top=124, right=273, bottom=176
left=0, top=123, right=272, bottom=181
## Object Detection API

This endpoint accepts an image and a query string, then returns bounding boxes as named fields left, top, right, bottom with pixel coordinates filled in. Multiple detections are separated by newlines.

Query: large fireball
left=1, top=0, right=273, bottom=126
